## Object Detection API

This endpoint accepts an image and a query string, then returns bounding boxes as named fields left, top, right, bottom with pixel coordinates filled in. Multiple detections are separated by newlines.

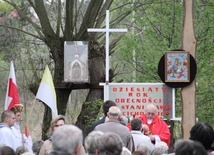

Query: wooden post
left=181, top=0, right=196, bottom=139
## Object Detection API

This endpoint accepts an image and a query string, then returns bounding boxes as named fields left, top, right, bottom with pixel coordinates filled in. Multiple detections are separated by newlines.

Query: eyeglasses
left=54, top=124, right=64, bottom=127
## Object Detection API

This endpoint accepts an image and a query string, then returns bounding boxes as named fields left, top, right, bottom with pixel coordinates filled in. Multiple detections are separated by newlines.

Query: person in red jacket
left=128, top=104, right=171, bottom=147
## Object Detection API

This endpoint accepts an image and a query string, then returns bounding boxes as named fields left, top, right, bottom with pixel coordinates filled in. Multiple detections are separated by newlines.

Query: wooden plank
left=181, top=0, right=196, bottom=139
left=55, top=83, right=103, bottom=89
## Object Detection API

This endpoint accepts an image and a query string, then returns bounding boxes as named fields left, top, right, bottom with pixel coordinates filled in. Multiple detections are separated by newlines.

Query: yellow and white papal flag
left=36, top=65, right=58, bottom=117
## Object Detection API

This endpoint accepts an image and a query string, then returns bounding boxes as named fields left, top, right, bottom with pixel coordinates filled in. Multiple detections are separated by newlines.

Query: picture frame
left=64, top=41, right=89, bottom=83
left=165, top=51, right=190, bottom=82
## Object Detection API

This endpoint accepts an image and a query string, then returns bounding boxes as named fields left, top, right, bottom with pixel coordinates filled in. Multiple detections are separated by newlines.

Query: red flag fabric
left=23, top=124, right=33, bottom=152
left=24, top=125, right=30, bottom=137
left=5, top=61, right=20, bottom=110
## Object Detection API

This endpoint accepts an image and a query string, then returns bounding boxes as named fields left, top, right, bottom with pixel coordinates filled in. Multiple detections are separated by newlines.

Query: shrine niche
left=64, top=41, right=89, bottom=83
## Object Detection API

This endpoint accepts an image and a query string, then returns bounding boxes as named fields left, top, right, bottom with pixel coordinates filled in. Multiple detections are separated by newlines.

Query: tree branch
left=77, top=0, right=104, bottom=40
left=64, top=0, right=73, bottom=40
left=34, top=0, right=56, bottom=38
left=0, top=24, right=43, bottom=41
left=56, top=0, right=62, bottom=37
left=3, top=0, right=45, bottom=39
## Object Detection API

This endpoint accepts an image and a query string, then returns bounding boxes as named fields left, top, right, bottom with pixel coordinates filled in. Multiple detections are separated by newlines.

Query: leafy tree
left=0, top=0, right=141, bottom=138
left=116, top=0, right=214, bottom=136
left=1, top=0, right=214, bottom=141
left=194, top=0, right=214, bottom=125
left=115, top=0, right=183, bottom=82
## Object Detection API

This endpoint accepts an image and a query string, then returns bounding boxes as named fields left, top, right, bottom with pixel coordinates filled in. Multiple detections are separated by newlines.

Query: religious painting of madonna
left=165, top=51, right=190, bottom=82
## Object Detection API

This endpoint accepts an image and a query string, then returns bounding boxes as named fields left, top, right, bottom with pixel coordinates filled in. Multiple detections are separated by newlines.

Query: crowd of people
left=1, top=101, right=214, bottom=155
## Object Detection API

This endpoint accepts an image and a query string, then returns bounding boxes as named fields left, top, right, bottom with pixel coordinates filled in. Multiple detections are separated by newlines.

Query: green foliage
left=194, top=0, right=214, bottom=125
left=83, top=98, right=104, bottom=127
left=113, top=0, right=183, bottom=83
left=1, top=0, right=214, bottom=140
left=112, top=0, right=214, bottom=139
left=0, top=2, right=13, bottom=12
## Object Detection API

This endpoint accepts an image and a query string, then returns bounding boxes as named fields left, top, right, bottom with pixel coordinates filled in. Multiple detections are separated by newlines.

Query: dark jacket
left=91, top=116, right=106, bottom=131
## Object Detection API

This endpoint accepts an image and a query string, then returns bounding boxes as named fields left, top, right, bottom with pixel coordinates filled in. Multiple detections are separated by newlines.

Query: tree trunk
left=41, top=105, right=52, bottom=140
left=2, top=0, right=132, bottom=141
left=76, top=40, right=105, bottom=138
left=76, top=89, right=103, bottom=138
left=41, top=38, right=73, bottom=139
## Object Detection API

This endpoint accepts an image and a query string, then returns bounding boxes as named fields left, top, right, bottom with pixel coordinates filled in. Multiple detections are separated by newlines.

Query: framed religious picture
left=165, top=51, right=190, bottom=82
left=64, top=41, right=89, bottom=83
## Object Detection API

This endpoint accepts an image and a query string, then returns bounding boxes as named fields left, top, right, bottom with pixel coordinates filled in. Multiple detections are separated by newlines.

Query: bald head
left=107, top=106, right=121, bottom=119
left=145, top=104, right=157, bottom=113
left=1, top=110, right=16, bottom=127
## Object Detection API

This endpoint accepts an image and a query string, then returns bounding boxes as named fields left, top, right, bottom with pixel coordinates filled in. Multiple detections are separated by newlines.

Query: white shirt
left=11, top=122, right=33, bottom=152
left=0, top=123, right=19, bottom=150
left=131, top=130, right=154, bottom=151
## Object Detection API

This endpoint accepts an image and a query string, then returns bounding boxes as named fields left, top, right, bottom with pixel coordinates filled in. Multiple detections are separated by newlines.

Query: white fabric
left=0, top=125, right=19, bottom=150
left=121, top=147, right=131, bottom=155
left=131, top=130, right=154, bottom=151
left=24, top=135, right=33, bottom=152
left=154, top=135, right=161, bottom=145
left=36, top=66, right=58, bottom=117
left=11, top=122, right=23, bottom=146
left=147, top=119, right=152, bottom=124
left=11, top=122, right=33, bottom=152
left=147, top=118, right=161, bottom=145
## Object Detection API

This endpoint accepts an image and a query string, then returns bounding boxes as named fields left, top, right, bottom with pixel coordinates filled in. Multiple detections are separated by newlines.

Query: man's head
left=10, top=104, right=23, bottom=123
left=96, top=132, right=123, bottom=155
left=107, top=106, right=121, bottom=120
left=52, top=124, right=83, bottom=155
left=136, top=142, right=151, bottom=155
left=189, top=122, right=214, bottom=150
left=10, top=110, right=21, bottom=123
left=15, top=146, right=28, bottom=155
left=0, top=146, right=15, bottom=155
left=84, top=131, right=104, bottom=154
left=1, top=110, right=16, bottom=127
left=103, top=100, right=116, bottom=116
left=131, top=119, right=142, bottom=131
left=175, top=139, right=207, bottom=155
left=152, top=142, right=168, bottom=155
left=145, top=104, right=157, bottom=120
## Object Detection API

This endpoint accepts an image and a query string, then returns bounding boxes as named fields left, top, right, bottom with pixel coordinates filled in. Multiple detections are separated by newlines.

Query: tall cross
left=88, top=10, right=127, bottom=101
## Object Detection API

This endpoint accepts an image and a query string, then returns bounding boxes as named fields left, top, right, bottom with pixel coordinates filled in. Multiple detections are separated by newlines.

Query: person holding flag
left=11, top=104, right=33, bottom=152
left=4, top=61, right=33, bottom=151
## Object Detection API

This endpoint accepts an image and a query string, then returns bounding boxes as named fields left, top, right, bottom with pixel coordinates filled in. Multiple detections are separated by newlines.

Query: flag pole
left=26, top=98, right=37, bottom=125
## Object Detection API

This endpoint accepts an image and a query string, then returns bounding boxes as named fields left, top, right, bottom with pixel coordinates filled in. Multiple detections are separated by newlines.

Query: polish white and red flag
left=5, top=61, right=20, bottom=110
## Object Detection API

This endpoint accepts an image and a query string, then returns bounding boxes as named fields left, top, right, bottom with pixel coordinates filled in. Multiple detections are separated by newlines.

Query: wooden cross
left=88, top=10, right=127, bottom=101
